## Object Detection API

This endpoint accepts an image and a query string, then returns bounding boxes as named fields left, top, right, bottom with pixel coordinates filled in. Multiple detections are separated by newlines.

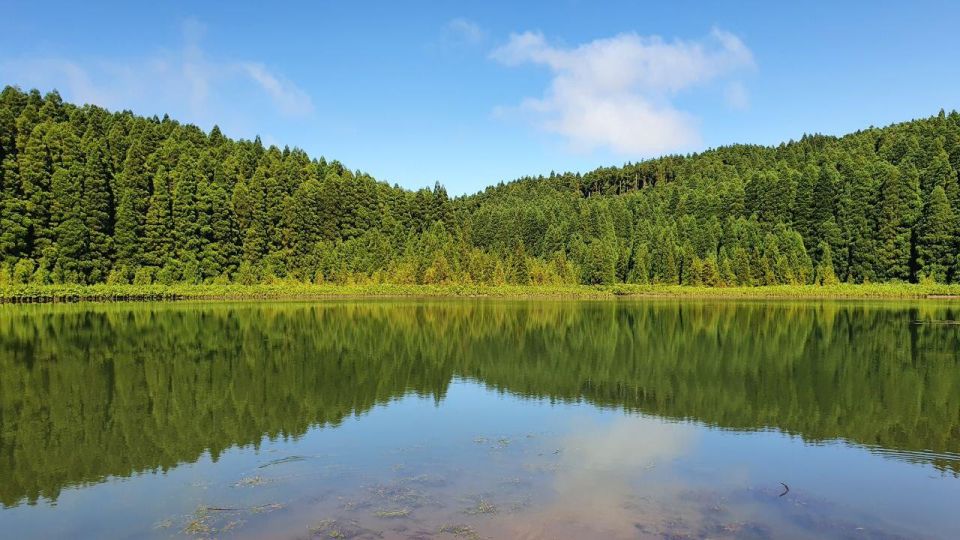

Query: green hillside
left=2, top=86, right=959, bottom=287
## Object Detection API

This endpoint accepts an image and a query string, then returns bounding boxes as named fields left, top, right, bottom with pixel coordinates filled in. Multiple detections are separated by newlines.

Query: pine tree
left=780, top=229, right=813, bottom=284
left=650, top=228, right=679, bottom=284
left=730, top=246, right=752, bottom=285
left=627, top=242, right=651, bottom=284
left=921, top=140, right=955, bottom=195
left=583, top=239, right=615, bottom=285
left=717, top=248, right=735, bottom=286
left=204, top=180, right=236, bottom=277
left=49, top=163, right=86, bottom=282
left=509, top=241, right=531, bottom=284
left=793, top=163, right=818, bottom=243
left=811, top=166, right=838, bottom=229
left=81, top=136, right=113, bottom=282
left=873, top=162, right=921, bottom=281
left=915, top=186, right=956, bottom=283
left=144, top=166, right=173, bottom=267
left=700, top=254, right=720, bottom=287
left=19, top=121, right=53, bottom=260
left=171, top=156, right=202, bottom=264
left=814, top=242, right=839, bottom=285
left=113, top=139, right=152, bottom=269
left=0, top=155, right=29, bottom=259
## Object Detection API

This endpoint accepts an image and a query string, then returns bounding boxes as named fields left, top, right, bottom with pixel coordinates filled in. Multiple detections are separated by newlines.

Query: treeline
left=1, top=85, right=960, bottom=286
left=3, top=301, right=959, bottom=506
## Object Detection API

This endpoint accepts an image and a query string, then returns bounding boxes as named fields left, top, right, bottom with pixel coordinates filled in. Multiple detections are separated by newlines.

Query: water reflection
left=504, top=418, right=697, bottom=539
left=0, top=300, right=959, bottom=538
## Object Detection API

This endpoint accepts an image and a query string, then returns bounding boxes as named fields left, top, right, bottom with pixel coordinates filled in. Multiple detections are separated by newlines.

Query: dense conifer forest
left=1, top=85, right=959, bottom=287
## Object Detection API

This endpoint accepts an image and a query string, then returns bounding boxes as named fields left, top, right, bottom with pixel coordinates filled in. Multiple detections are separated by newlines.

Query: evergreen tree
left=113, top=139, right=152, bottom=269
left=0, top=155, right=29, bottom=259
left=915, top=186, right=956, bottom=282
left=583, top=240, right=616, bottom=285
left=814, top=242, right=839, bottom=285
left=19, top=121, right=54, bottom=260
left=650, top=229, right=679, bottom=284
left=144, top=166, right=173, bottom=267
left=627, top=242, right=651, bottom=284
left=49, top=163, right=86, bottom=282
left=509, top=241, right=531, bottom=285
left=81, top=136, right=113, bottom=282
left=730, top=246, right=752, bottom=286
left=873, top=162, right=921, bottom=281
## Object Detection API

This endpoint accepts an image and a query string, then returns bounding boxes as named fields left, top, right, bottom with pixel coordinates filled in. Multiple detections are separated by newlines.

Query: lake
left=1, top=299, right=958, bottom=539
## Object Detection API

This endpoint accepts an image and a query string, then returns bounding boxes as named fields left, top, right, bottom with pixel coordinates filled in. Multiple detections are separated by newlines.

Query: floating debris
left=366, top=483, right=435, bottom=508
left=234, top=475, right=270, bottom=487
left=440, top=524, right=481, bottom=539
left=340, top=497, right=372, bottom=512
left=180, top=501, right=283, bottom=536
left=309, top=518, right=336, bottom=532
left=464, top=499, right=497, bottom=515
left=250, top=502, right=283, bottom=514
left=222, top=519, right=245, bottom=532
left=399, top=473, right=447, bottom=487
left=152, top=518, right=174, bottom=530
left=182, top=506, right=215, bottom=535
left=373, top=508, right=411, bottom=518
left=309, top=518, right=383, bottom=539
left=182, top=518, right=212, bottom=535
left=258, top=455, right=308, bottom=469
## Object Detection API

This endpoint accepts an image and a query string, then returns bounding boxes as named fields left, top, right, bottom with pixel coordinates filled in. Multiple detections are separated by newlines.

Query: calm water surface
left=1, top=300, right=959, bottom=539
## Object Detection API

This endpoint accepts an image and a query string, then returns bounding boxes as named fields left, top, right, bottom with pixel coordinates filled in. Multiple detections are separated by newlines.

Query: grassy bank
left=2, top=282, right=960, bottom=303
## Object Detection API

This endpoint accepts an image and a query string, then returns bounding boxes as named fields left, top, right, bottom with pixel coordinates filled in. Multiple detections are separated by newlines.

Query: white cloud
left=491, top=28, right=754, bottom=155
left=0, top=18, right=314, bottom=129
left=444, top=17, right=486, bottom=46
left=496, top=416, right=698, bottom=538
left=239, top=62, right=314, bottom=117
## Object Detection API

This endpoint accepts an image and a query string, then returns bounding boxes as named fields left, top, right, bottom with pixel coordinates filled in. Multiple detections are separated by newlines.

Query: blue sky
left=2, top=1, right=959, bottom=194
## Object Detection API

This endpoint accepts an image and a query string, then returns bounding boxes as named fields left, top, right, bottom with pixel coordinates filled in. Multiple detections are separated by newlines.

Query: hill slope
left=1, top=85, right=959, bottom=286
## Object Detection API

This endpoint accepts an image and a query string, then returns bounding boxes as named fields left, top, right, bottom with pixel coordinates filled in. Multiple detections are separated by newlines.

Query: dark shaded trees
left=915, top=186, right=957, bottom=282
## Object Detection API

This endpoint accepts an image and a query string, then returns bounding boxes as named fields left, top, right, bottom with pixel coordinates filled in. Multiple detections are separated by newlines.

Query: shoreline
left=2, top=283, right=960, bottom=303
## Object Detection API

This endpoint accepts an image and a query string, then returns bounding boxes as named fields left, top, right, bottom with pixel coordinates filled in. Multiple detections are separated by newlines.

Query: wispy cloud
left=443, top=17, right=486, bottom=47
left=491, top=28, right=754, bottom=155
left=0, top=18, right=314, bottom=129
left=239, top=62, right=314, bottom=117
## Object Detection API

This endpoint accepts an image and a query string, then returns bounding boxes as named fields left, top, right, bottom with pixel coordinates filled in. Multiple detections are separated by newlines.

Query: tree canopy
left=2, top=86, right=959, bottom=286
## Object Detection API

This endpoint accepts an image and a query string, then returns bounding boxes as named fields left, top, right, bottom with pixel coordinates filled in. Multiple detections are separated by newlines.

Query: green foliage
left=1, top=86, right=959, bottom=286
left=916, top=185, right=957, bottom=282
left=814, top=242, right=840, bottom=285
left=11, top=258, right=35, bottom=284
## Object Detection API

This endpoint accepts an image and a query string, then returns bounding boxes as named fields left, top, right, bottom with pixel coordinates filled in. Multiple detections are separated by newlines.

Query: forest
left=1, top=85, right=959, bottom=287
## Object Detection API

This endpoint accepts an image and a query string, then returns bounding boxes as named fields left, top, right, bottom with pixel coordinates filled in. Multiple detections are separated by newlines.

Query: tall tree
left=873, top=162, right=921, bottom=280
left=915, top=186, right=956, bottom=282
left=113, top=139, right=152, bottom=269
